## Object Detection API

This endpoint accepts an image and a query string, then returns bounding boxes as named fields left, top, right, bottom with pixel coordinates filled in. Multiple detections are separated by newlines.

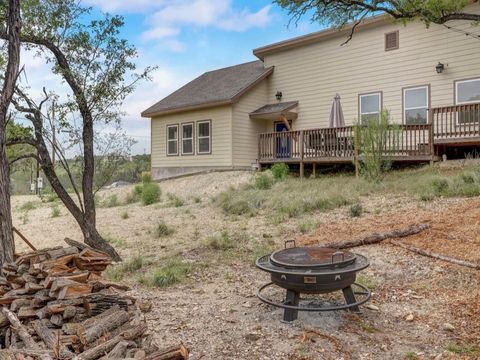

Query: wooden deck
left=258, top=104, right=480, bottom=173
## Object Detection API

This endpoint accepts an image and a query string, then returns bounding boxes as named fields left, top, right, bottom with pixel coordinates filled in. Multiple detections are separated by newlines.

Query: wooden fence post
left=428, top=108, right=434, bottom=165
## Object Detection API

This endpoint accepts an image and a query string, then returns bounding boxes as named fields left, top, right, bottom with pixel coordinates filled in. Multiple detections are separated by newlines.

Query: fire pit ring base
left=257, top=282, right=371, bottom=320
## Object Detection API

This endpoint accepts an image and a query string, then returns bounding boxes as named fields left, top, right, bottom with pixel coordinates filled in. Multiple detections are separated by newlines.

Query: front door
left=275, top=122, right=291, bottom=159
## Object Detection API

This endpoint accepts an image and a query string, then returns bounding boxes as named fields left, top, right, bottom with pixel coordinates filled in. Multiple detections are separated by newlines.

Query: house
left=142, top=4, right=480, bottom=180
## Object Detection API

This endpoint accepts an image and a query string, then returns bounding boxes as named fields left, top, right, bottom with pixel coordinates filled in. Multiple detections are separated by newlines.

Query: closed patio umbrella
left=329, top=93, right=345, bottom=128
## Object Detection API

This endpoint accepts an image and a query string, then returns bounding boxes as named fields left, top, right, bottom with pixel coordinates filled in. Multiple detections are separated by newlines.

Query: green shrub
left=155, top=221, right=174, bottom=237
left=167, top=193, right=184, bottom=207
left=105, top=255, right=145, bottom=281
left=19, top=201, right=38, bottom=212
left=354, top=110, right=398, bottom=183
left=271, top=163, right=289, bottom=180
left=204, top=231, right=234, bottom=251
left=141, top=182, right=161, bottom=205
left=297, top=220, right=315, bottom=234
left=141, top=172, right=153, bottom=184
left=51, top=205, right=61, bottom=218
left=104, top=235, right=127, bottom=249
left=431, top=177, right=450, bottom=195
left=349, top=203, right=363, bottom=217
left=255, top=174, right=273, bottom=190
left=140, top=258, right=191, bottom=288
left=121, top=211, right=129, bottom=219
left=102, top=194, right=119, bottom=208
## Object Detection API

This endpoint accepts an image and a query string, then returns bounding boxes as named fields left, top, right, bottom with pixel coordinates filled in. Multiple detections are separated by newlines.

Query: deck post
left=428, top=109, right=434, bottom=165
left=312, top=163, right=316, bottom=178
left=300, top=130, right=305, bottom=178
left=354, top=149, right=360, bottom=178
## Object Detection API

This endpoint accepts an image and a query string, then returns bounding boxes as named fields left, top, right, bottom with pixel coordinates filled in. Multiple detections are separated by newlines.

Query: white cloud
left=82, top=0, right=166, bottom=13
left=218, top=5, right=272, bottom=31
left=141, top=26, right=179, bottom=41
left=141, top=0, right=273, bottom=49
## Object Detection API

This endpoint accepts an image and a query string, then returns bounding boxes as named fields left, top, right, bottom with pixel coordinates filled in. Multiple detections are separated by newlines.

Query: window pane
left=183, top=124, right=193, bottom=138
left=405, top=88, right=427, bottom=109
left=168, top=141, right=177, bottom=154
left=199, top=138, right=210, bottom=153
left=198, top=122, right=210, bottom=137
left=457, top=80, right=480, bottom=103
left=361, top=94, right=380, bottom=114
left=183, top=139, right=193, bottom=153
left=168, top=126, right=177, bottom=140
left=361, top=113, right=379, bottom=124
left=405, top=109, right=427, bottom=124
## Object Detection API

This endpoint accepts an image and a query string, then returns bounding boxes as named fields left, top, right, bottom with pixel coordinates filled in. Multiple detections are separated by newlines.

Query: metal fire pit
left=256, top=240, right=371, bottom=321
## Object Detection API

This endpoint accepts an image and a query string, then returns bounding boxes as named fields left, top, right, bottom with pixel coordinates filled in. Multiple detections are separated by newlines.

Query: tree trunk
left=81, top=221, right=121, bottom=262
left=26, top=109, right=120, bottom=261
left=0, top=0, right=21, bottom=267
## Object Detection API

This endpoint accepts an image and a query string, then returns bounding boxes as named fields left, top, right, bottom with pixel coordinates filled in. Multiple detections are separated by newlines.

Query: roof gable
left=142, top=60, right=273, bottom=117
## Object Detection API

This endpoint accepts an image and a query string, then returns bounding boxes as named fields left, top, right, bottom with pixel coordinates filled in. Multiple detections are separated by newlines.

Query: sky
left=21, top=0, right=324, bottom=155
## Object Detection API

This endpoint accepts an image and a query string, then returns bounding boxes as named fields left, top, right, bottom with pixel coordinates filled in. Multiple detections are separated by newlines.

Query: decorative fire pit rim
left=257, top=281, right=371, bottom=312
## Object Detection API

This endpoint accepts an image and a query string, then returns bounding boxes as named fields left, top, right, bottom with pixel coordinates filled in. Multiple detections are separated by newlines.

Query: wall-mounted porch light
left=276, top=91, right=283, bottom=101
left=436, top=62, right=445, bottom=74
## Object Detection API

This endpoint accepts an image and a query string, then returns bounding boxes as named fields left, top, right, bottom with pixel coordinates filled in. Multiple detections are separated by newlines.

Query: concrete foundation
left=152, top=166, right=252, bottom=180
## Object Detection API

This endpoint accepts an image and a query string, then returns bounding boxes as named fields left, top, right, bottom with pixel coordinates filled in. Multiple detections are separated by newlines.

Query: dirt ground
left=9, top=170, right=480, bottom=360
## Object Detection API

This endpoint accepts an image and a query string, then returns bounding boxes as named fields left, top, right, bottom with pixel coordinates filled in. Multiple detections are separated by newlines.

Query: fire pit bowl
left=256, top=240, right=371, bottom=321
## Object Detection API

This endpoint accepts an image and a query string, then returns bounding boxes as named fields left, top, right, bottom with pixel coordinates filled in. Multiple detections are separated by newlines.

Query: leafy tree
left=275, top=0, right=479, bottom=42
left=3, top=0, right=154, bottom=261
left=0, top=0, right=21, bottom=267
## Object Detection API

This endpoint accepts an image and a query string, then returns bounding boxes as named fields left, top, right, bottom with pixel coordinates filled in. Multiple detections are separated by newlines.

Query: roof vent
left=385, top=31, right=399, bottom=51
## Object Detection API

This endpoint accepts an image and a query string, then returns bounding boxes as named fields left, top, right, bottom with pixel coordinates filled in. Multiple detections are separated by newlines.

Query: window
left=181, top=123, right=194, bottom=155
left=166, top=124, right=178, bottom=156
left=455, top=78, right=480, bottom=124
left=197, top=120, right=211, bottom=154
left=385, top=31, right=399, bottom=51
left=403, top=85, right=429, bottom=124
left=359, top=92, right=382, bottom=123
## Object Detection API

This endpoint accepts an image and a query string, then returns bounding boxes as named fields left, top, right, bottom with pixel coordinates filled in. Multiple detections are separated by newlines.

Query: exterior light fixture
left=276, top=91, right=283, bottom=101
left=436, top=62, right=445, bottom=74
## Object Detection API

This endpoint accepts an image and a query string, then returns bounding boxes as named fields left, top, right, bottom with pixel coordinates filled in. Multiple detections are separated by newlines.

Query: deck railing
left=431, top=103, right=480, bottom=141
left=258, top=124, right=433, bottom=163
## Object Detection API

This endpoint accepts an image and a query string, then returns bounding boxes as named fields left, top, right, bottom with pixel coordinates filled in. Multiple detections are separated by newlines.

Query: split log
left=144, top=345, right=189, bottom=360
left=77, top=323, right=147, bottom=360
left=1, top=308, right=38, bottom=349
left=321, top=224, right=431, bottom=249
left=31, top=320, right=74, bottom=359
left=390, top=240, right=480, bottom=270
left=78, top=309, right=130, bottom=345
left=104, top=340, right=129, bottom=359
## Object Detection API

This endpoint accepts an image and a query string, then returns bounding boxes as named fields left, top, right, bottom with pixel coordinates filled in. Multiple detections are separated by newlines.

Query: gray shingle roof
left=249, top=101, right=298, bottom=117
left=141, top=60, right=273, bottom=117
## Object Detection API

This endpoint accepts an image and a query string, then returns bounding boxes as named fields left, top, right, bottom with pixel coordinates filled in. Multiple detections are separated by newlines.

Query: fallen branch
left=390, top=240, right=480, bottom=270
left=322, top=224, right=431, bottom=249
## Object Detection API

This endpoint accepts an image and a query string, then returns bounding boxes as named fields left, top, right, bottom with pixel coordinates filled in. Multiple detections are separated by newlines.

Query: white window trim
left=181, top=122, right=194, bottom=155
left=197, top=120, right=211, bottom=155
left=403, top=85, right=429, bottom=124
left=456, top=78, right=480, bottom=105
left=359, top=92, right=382, bottom=120
left=166, top=124, right=179, bottom=156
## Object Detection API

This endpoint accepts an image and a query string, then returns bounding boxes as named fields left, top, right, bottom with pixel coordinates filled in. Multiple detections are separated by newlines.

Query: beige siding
left=151, top=106, right=233, bottom=169
left=232, top=80, right=269, bottom=167
left=263, top=5, right=480, bottom=129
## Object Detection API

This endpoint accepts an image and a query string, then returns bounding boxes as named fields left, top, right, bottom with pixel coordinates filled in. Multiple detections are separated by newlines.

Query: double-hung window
left=197, top=120, right=211, bottom=154
left=359, top=92, right=382, bottom=123
left=181, top=123, right=194, bottom=155
left=403, top=86, right=429, bottom=124
left=455, top=78, right=480, bottom=124
left=166, top=124, right=178, bottom=156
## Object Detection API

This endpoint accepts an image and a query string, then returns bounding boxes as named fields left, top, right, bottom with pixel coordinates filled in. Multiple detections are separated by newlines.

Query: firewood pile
left=0, top=241, right=189, bottom=360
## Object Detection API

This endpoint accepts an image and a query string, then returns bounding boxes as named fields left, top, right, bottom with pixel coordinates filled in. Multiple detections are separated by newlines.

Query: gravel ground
left=10, top=170, right=480, bottom=359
